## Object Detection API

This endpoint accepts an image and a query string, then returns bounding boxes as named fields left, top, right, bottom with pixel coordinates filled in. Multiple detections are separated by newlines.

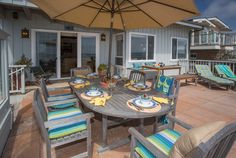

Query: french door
left=32, top=30, right=100, bottom=79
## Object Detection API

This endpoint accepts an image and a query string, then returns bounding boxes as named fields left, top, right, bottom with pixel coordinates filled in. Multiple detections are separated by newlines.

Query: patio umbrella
left=30, top=0, right=200, bottom=78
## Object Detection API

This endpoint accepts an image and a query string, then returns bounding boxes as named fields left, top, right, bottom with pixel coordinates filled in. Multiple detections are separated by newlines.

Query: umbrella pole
left=107, top=0, right=115, bottom=79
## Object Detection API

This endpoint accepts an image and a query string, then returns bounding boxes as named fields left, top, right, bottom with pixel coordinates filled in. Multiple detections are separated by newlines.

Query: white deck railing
left=9, top=65, right=26, bottom=94
left=179, top=59, right=236, bottom=74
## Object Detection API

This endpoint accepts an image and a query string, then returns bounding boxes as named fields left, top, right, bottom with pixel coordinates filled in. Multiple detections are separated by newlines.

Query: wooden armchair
left=129, top=70, right=146, bottom=84
left=31, top=66, right=53, bottom=84
left=40, top=79, right=75, bottom=102
left=70, top=67, right=92, bottom=77
left=33, top=89, right=94, bottom=158
left=129, top=115, right=236, bottom=158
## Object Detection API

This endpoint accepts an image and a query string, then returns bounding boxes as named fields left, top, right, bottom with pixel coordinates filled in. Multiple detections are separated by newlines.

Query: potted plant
left=97, top=64, right=107, bottom=78
left=14, top=54, right=33, bottom=87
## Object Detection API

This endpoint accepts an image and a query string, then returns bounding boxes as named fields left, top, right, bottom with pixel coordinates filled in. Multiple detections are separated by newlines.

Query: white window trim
left=171, top=37, right=188, bottom=61
left=128, top=32, right=156, bottom=62
left=115, top=33, right=125, bottom=66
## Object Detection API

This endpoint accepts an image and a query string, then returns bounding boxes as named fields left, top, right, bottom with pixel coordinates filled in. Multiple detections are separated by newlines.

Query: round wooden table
left=70, top=81, right=172, bottom=153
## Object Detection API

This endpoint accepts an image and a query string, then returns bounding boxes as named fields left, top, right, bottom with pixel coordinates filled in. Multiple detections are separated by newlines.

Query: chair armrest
left=167, top=115, right=193, bottom=130
left=45, top=98, right=78, bottom=107
left=44, top=112, right=94, bottom=129
left=128, top=127, right=168, bottom=158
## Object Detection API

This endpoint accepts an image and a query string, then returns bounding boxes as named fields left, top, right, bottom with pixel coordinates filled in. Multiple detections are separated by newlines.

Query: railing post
left=21, top=67, right=26, bottom=94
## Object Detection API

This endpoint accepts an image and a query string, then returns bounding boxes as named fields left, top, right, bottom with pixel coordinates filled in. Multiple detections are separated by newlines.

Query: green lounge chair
left=215, top=65, right=236, bottom=89
left=195, top=65, right=234, bottom=90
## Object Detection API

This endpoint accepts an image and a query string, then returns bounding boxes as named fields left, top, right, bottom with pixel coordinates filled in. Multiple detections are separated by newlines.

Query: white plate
left=85, top=89, right=103, bottom=97
left=133, top=83, right=148, bottom=89
left=87, top=73, right=97, bottom=77
left=132, top=98, right=157, bottom=108
left=74, top=79, right=85, bottom=84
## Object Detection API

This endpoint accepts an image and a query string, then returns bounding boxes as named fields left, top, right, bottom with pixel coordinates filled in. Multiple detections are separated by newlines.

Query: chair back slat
left=129, top=70, right=146, bottom=84
left=71, top=67, right=92, bottom=77
left=32, top=89, right=49, bottom=141
left=40, top=79, right=49, bottom=101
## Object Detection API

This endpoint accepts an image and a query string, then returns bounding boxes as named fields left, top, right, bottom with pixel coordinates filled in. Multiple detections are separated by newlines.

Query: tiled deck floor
left=2, top=82, right=236, bottom=158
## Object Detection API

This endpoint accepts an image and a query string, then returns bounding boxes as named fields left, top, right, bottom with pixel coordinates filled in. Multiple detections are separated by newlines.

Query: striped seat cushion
left=135, top=129, right=181, bottom=158
left=48, top=95, right=75, bottom=102
left=48, top=102, right=76, bottom=111
left=50, top=93, right=72, bottom=97
left=48, top=121, right=87, bottom=139
left=47, top=107, right=83, bottom=121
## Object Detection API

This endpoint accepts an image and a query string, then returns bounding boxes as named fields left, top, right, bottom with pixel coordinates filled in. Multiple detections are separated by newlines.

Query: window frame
left=129, top=32, right=156, bottom=62
left=115, top=33, right=124, bottom=66
left=171, top=37, right=189, bottom=61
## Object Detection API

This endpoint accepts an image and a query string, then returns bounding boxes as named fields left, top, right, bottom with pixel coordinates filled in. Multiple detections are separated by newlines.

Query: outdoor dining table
left=142, top=65, right=182, bottom=75
left=69, top=79, right=173, bottom=153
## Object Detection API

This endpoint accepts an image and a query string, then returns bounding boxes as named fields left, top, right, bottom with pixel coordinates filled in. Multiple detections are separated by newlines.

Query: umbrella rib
left=125, top=0, right=163, bottom=27
left=114, top=0, right=126, bottom=11
left=89, top=0, right=109, bottom=27
left=119, top=0, right=150, bottom=11
left=54, top=0, right=93, bottom=18
left=83, top=4, right=108, bottom=11
left=116, top=0, right=126, bottom=30
left=91, top=0, right=110, bottom=11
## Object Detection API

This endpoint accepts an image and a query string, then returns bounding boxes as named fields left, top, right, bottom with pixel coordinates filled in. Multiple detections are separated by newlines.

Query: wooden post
left=21, top=67, right=26, bottom=94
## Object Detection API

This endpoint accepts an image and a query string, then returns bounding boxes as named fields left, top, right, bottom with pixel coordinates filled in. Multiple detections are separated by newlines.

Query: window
left=130, top=33, right=155, bottom=61
left=115, top=34, right=123, bottom=66
left=0, top=41, right=6, bottom=103
left=172, top=38, right=188, bottom=60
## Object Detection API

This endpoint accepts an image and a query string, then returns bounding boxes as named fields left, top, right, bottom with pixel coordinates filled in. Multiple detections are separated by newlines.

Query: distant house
left=190, top=17, right=236, bottom=60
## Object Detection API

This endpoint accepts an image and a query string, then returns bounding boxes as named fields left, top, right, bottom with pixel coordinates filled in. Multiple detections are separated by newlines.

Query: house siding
left=1, top=9, right=192, bottom=78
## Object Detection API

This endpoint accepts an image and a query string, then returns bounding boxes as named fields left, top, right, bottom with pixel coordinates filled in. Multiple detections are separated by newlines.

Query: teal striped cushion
left=135, top=129, right=181, bottom=158
left=50, top=93, right=72, bottom=97
left=48, top=107, right=83, bottom=121
left=48, top=95, right=75, bottom=102
left=48, top=121, right=87, bottom=139
left=48, top=102, right=76, bottom=111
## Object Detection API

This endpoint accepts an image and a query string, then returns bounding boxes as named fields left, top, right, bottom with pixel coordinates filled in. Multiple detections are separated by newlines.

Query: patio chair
left=31, top=66, right=53, bottom=84
left=215, top=64, right=236, bottom=89
left=40, top=79, right=75, bottom=102
left=33, top=89, right=94, bottom=158
left=129, top=114, right=236, bottom=158
left=129, top=70, right=146, bottom=84
left=70, top=67, right=92, bottom=77
left=195, top=65, right=234, bottom=90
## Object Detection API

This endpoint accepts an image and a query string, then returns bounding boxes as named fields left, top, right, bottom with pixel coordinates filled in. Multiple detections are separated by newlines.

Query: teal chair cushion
left=135, top=129, right=181, bottom=158
left=133, top=63, right=143, bottom=69
left=217, top=65, right=236, bottom=78
left=47, top=107, right=83, bottom=121
left=195, top=65, right=213, bottom=77
left=48, top=95, right=75, bottom=102
left=48, top=121, right=87, bottom=139
left=50, top=93, right=72, bottom=97
left=48, top=102, right=76, bottom=111
left=155, top=75, right=174, bottom=96
left=47, top=107, right=86, bottom=139
left=145, top=62, right=156, bottom=66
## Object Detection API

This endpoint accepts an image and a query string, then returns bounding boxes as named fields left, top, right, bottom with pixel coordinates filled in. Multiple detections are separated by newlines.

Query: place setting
left=80, top=87, right=111, bottom=106
left=71, top=78, right=91, bottom=89
left=127, top=94, right=161, bottom=113
left=125, top=81, right=151, bottom=92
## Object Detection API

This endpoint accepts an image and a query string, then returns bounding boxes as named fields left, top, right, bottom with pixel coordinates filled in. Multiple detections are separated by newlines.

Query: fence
left=9, top=65, right=26, bottom=94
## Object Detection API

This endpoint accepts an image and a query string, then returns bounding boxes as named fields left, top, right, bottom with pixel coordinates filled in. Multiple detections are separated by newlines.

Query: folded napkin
left=89, top=96, right=112, bottom=106
left=74, top=81, right=90, bottom=89
left=152, top=97, right=169, bottom=104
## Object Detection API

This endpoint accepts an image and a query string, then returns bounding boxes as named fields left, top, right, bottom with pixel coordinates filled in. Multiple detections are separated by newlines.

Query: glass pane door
left=61, top=33, right=77, bottom=77
left=36, top=32, right=57, bottom=78
left=81, top=36, right=96, bottom=72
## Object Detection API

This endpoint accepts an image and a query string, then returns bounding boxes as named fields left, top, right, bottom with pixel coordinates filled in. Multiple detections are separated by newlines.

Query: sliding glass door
left=36, top=32, right=57, bottom=78
left=33, top=30, right=100, bottom=79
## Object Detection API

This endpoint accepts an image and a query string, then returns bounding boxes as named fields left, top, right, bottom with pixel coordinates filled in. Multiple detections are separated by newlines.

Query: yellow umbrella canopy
left=30, top=0, right=199, bottom=77
left=30, top=0, right=199, bottom=30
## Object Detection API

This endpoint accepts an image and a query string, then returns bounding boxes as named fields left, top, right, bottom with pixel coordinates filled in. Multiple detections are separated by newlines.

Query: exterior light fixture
left=101, top=33, right=106, bottom=41
left=21, top=28, right=29, bottom=38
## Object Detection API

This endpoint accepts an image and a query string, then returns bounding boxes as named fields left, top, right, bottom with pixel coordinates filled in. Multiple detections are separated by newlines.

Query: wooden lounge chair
left=215, top=65, right=236, bottom=89
left=129, top=70, right=146, bottom=84
left=195, top=65, right=234, bottom=90
left=33, top=89, right=94, bottom=158
left=40, top=79, right=75, bottom=102
left=129, top=115, right=236, bottom=158
left=31, top=66, right=53, bottom=84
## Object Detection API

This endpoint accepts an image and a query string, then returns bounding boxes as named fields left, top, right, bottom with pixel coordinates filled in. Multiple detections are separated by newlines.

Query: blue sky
left=195, top=0, right=236, bottom=30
